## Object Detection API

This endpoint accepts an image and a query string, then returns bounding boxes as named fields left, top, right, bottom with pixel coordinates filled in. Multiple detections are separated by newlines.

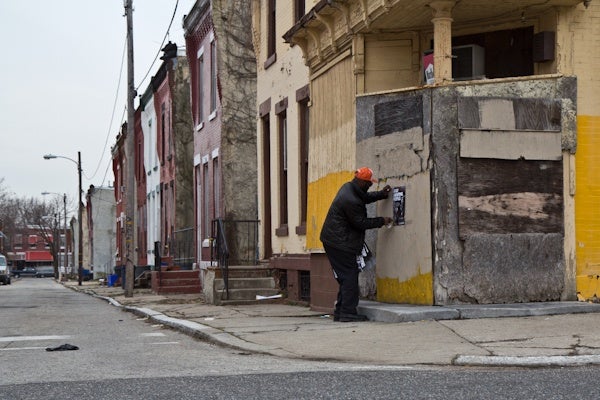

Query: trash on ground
left=256, top=294, right=283, bottom=300
left=46, top=344, right=79, bottom=351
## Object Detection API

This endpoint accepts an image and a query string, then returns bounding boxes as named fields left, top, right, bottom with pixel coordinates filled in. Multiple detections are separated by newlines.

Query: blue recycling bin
left=107, top=274, right=118, bottom=287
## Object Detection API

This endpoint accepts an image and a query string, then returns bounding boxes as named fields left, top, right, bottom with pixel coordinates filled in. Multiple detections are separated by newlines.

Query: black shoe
left=339, top=313, right=368, bottom=322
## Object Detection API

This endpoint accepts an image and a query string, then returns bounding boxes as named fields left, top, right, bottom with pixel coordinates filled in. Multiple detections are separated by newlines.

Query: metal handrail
left=212, top=219, right=230, bottom=300
left=211, top=219, right=260, bottom=300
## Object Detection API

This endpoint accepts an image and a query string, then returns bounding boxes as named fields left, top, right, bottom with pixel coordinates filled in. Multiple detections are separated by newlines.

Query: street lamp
left=42, top=192, right=68, bottom=281
left=43, top=152, right=83, bottom=286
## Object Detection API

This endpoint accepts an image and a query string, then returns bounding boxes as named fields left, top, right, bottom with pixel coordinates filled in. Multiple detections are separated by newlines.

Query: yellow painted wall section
left=306, top=171, right=354, bottom=251
left=306, top=56, right=356, bottom=251
left=377, top=268, right=433, bottom=305
left=564, top=2, right=600, bottom=299
left=576, top=115, right=600, bottom=299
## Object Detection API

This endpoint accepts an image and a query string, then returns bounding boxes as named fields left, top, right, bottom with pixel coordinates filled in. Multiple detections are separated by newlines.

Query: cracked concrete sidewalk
left=67, top=281, right=600, bottom=367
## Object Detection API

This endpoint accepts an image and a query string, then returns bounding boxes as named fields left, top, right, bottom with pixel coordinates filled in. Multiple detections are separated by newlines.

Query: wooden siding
left=364, top=37, right=415, bottom=93
left=306, top=56, right=355, bottom=250
left=458, top=159, right=563, bottom=239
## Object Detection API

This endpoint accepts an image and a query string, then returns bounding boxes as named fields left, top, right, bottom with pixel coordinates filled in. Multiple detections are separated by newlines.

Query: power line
left=135, top=0, right=179, bottom=92
left=88, top=37, right=127, bottom=181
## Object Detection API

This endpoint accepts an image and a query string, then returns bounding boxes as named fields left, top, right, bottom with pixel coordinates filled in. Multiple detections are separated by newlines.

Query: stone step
left=156, top=270, right=200, bottom=279
left=155, top=285, right=201, bottom=295
left=216, top=287, right=280, bottom=302
left=214, top=277, right=275, bottom=290
left=218, top=297, right=283, bottom=306
left=151, top=270, right=201, bottom=295
left=158, top=278, right=201, bottom=287
left=214, top=265, right=273, bottom=279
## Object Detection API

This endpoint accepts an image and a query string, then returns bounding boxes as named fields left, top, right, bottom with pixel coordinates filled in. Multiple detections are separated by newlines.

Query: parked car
left=0, top=254, right=10, bottom=285
left=12, top=266, right=37, bottom=278
left=35, top=266, right=55, bottom=278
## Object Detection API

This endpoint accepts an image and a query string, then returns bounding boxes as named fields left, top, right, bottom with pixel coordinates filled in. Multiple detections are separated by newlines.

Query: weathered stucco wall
left=356, top=91, right=433, bottom=305
left=212, top=0, right=257, bottom=223
left=355, top=76, right=577, bottom=305
left=433, top=77, right=577, bottom=304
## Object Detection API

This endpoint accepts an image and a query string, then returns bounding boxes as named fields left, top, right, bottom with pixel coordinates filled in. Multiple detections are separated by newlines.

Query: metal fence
left=212, top=219, right=259, bottom=266
left=170, top=227, right=194, bottom=269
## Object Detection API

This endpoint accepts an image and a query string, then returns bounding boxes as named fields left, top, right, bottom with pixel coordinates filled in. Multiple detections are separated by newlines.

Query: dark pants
left=323, top=244, right=359, bottom=316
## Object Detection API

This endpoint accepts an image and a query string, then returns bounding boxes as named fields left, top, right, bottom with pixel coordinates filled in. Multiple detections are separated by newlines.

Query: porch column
left=429, top=1, right=455, bottom=84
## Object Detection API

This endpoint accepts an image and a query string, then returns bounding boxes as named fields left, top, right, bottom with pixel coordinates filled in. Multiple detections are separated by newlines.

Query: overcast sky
left=0, top=0, right=195, bottom=209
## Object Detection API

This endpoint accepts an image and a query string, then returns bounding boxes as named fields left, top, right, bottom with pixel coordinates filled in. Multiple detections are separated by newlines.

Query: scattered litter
left=204, top=317, right=215, bottom=321
left=256, top=294, right=282, bottom=300
left=321, top=314, right=331, bottom=319
left=46, top=344, right=79, bottom=352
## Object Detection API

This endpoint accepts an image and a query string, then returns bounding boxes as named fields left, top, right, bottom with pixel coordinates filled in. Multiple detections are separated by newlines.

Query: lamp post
left=43, top=152, right=83, bottom=286
left=42, top=192, right=68, bottom=281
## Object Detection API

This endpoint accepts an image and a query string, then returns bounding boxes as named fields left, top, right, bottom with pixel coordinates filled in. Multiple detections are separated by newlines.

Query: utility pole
left=124, top=0, right=135, bottom=297
left=78, top=151, right=83, bottom=286
left=63, top=194, right=67, bottom=281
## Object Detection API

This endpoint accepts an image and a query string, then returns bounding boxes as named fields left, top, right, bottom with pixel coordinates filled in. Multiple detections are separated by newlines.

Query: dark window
left=261, top=114, right=273, bottom=257
left=267, top=0, right=276, bottom=58
left=197, top=55, right=204, bottom=124
left=203, top=162, right=210, bottom=239
left=213, top=157, right=220, bottom=218
left=210, top=40, right=217, bottom=114
left=161, top=103, right=166, bottom=163
left=278, top=110, right=288, bottom=227
left=450, top=26, right=534, bottom=80
left=298, top=99, right=309, bottom=232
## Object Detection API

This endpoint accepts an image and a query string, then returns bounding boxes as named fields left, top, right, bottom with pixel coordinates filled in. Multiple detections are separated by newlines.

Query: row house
left=135, top=104, right=148, bottom=267
left=272, top=0, right=599, bottom=311
left=153, top=43, right=195, bottom=269
left=85, top=185, right=117, bottom=278
left=114, top=45, right=195, bottom=273
left=252, top=0, right=313, bottom=302
left=183, top=0, right=257, bottom=278
left=112, top=0, right=257, bottom=297
left=6, top=224, right=71, bottom=270
left=112, top=123, right=128, bottom=269
left=139, top=85, right=157, bottom=267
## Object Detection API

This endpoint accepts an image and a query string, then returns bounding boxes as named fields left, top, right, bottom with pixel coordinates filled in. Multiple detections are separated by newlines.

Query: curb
left=67, top=285, right=600, bottom=367
left=454, top=354, right=600, bottom=367
left=91, top=293, right=294, bottom=358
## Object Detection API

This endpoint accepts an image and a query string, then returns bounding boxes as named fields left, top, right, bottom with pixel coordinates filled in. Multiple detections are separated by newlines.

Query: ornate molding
left=305, top=27, right=323, bottom=63
left=357, top=0, right=371, bottom=29
left=315, top=13, right=338, bottom=52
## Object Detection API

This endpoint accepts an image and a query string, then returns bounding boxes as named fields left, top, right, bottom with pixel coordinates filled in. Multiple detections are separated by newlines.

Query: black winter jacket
left=320, top=179, right=388, bottom=254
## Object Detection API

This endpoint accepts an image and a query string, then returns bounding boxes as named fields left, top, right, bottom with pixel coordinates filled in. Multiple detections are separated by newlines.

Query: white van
left=0, top=254, right=10, bottom=285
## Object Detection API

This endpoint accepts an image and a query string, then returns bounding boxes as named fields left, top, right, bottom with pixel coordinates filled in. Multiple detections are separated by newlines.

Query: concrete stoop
left=203, top=265, right=281, bottom=305
left=151, top=270, right=201, bottom=295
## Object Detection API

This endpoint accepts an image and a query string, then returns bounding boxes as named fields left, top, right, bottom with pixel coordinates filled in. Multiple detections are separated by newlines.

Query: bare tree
left=0, top=179, right=74, bottom=278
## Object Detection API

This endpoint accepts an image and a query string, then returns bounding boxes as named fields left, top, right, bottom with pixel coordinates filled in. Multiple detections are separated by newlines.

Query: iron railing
left=211, top=219, right=259, bottom=300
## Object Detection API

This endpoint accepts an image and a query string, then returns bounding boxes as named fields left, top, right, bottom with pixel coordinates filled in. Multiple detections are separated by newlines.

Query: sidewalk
left=65, top=281, right=600, bottom=367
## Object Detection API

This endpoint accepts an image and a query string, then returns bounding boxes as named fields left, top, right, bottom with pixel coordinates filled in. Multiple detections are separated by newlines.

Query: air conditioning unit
left=452, top=44, right=485, bottom=81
